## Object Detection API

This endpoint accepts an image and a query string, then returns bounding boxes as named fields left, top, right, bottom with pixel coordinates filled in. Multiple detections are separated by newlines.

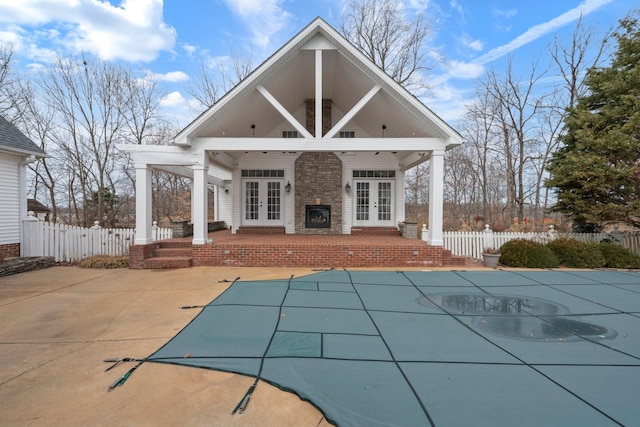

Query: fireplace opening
left=305, top=205, right=331, bottom=228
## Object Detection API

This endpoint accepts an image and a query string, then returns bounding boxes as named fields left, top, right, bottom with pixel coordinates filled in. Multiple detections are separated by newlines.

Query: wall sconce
left=345, top=182, right=351, bottom=194
left=285, top=181, right=292, bottom=193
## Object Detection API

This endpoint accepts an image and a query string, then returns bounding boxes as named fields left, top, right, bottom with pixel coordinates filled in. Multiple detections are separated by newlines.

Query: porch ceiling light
left=285, top=181, right=292, bottom=192
left=345, top=182, right=351, bottom=194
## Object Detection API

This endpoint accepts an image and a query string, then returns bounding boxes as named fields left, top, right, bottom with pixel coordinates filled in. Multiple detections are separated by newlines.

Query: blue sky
left=0, top=0, right=634, bottom=126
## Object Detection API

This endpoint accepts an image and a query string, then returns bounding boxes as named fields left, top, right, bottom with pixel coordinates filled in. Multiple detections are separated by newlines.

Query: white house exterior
left=0, top=116, right=47, bottom=261
left=122, top=18, right=462, bottom=247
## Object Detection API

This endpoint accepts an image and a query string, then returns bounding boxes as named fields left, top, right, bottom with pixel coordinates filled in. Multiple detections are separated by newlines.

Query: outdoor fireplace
left=305, top=205, right=331, bottom=228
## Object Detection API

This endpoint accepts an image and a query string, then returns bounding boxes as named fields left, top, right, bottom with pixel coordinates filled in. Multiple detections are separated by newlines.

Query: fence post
left=152, top=221, right=158, bottom=241
left=483, top=224, right=494, bottom=249
left=547, top=225, right=557, bottom=241
left=421, top=224, right=428, bottom=242
left=22, top=211, right=42, bottom=257
left=90, top=221, right=101, bottom=256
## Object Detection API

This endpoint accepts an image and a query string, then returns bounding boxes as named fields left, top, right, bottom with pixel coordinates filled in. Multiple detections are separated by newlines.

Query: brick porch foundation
left=130, top=230, right=464, bottom=269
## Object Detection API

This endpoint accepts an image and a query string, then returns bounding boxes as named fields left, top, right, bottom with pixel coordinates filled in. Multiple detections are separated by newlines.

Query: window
left=282, top=130, right=298, bottom=138
left=339, top=131, right=355, bottom=138
left=241, top=170, right=285, bottom=178
left=353, top=170, right=396, bottom=178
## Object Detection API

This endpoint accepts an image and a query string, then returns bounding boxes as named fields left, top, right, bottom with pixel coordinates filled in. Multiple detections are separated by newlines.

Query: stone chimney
left=305, top=99, right=332, bottom=136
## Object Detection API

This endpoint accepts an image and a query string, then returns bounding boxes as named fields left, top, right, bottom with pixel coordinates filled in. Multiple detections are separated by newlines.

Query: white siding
left=216, top=185, right=233, bottom=226
left=0, top=153, right=21, bottom=244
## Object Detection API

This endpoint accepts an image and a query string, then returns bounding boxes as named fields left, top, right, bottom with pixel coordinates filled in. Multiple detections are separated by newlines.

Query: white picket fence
left=443, top=225, right=640, bottom=259
left=22, top=214, right=172, bottom=262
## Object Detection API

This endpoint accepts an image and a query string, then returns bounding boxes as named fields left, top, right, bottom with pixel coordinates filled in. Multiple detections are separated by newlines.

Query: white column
left=192, top=159, right=209, bottom=245
left=315, top=49, right=322, bottom=138
left=135, top=163, right=153, bottom=245
left=428, top=150, right=445, bottom=246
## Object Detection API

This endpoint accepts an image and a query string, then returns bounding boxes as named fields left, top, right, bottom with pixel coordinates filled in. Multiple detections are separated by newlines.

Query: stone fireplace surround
left=294, top=152, right=342, bottom=234
left=293, top=99, right=342, bottom=234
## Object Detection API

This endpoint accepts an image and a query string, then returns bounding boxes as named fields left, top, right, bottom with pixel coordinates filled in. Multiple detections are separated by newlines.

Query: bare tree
left=187, top=62, right=222, bottom=109
left=188, top=48, right=255, bottom=110
left=549, top=15, right=612, bottom=110
left=404, top=164, right=429, bottom=221
left=0, top=44, right=30, bottom=122
left=38, top=55, right=130, bottom=226
left=340, top=0, right=433, bottom=92
left=481, top=58, right=549, bottom=226
left=15, top=82, right=65, bottom=222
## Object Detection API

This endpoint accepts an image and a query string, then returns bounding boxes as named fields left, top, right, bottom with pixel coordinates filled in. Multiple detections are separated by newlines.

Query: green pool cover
left=139, top=270, right=640, bottom=426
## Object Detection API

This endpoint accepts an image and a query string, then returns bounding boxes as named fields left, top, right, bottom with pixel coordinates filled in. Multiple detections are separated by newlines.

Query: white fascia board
left=155, top=165, right=227, bottom=187
left=118, top=144, right=200, bottom=166
left=398, top=152, right=430, bottom=171
left=192, top=137, right=447, bottom=152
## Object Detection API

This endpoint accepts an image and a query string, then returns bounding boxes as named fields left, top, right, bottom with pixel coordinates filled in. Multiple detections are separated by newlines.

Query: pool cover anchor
left=105, top=358, right=145, bottom=392
left=232, top=379, right=258, bottom=415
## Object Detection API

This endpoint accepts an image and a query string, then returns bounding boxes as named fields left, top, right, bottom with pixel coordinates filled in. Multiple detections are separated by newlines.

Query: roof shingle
left=0, top=115, right=46, bottom=156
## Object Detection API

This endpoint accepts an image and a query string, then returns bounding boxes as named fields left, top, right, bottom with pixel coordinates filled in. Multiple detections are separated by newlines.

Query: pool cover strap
left=231, top=274, right=294, bottom=415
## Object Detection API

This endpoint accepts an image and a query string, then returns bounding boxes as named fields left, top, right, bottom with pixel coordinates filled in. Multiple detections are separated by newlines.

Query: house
left=0, top=116, right=47, bottom=261
left=27, top=199, right=51, bottom=221
left=121, top=18, right=462, bottom=264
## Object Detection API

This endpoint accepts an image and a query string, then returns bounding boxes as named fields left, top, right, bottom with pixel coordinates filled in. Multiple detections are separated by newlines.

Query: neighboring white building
left=0, top=115, right=47, bottom=261
left=122, top=18, right=462, bottom=247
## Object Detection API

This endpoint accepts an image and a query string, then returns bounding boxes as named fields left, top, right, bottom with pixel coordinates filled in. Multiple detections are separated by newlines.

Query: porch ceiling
left=190, top=49, right=447, bottom=142
left=177, top=19, right=461, bottom=150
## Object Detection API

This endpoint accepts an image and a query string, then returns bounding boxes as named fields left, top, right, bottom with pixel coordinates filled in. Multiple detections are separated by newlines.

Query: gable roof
left=175, top=17, right=461, bottom=149
left=0, top=115, right=46, bottom=157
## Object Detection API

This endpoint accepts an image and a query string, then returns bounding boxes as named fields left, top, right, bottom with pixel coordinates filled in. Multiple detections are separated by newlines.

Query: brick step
left=446, top=255, right=467, bottom=267
left=143, top=256, right=193, bottom=269
left=156, top=241, right=192, bottom=249
left=154, top=247, right=192, bottom=257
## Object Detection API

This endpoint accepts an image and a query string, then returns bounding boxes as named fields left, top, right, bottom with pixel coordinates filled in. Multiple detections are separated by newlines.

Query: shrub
left=499, top=239, right=559, bottom=268
left=546, top=238, right=605, bottom=268
left=596, top=242, right=640, bottom=269
left=78, top=255, right=129, bottom=269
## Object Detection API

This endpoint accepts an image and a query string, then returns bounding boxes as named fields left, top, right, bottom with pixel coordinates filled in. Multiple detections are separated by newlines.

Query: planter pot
left=482, top=253, right=500, bottom=268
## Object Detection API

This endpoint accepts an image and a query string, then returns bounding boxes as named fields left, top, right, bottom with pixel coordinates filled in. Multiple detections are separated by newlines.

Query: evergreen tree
left=546, top=11, right=640, bottom=229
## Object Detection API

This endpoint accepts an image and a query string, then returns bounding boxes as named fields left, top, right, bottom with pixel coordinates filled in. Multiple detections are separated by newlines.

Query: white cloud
left=467, top=40, right=483, bottom=51
left=147, top=70, right=189, bottom=82
left=422, top=83, right=471, bottom=124
left=431, top=0, right=613, bottom=88
left=0, top=0, right=176, bottom=62
left=160, top=90, right=186, bottom=108
left=476, top=0, right=613, bottom=66
left=493, top=8, right=518, bottom=19
left=222, top=0, right=292, bottom=48
left=445, top=60, right=484, bottom=79
left=181, top=43, right=197, bottom=56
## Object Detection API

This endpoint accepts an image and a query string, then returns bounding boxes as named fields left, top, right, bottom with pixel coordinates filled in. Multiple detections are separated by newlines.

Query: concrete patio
left=0, top=266, right=331, bottom=426
left=1, top=265, right=638, bottom=426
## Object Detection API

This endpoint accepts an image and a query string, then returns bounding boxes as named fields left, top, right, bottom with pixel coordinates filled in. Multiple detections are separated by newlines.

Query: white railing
left=22, top=214, right=172, bottom=262
left=442, top=225, right=640, bottom=259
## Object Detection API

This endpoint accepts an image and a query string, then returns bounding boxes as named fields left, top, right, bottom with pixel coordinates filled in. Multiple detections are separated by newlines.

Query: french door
left=242, top=179, right=284, bottom=226
left=353, top=180, right=394, bottom=226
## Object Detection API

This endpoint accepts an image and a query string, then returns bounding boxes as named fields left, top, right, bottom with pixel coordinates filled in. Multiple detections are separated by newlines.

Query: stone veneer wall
left=294, top=99, right=342, bottom=234
left=295, top=152, right=342, bottom=234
